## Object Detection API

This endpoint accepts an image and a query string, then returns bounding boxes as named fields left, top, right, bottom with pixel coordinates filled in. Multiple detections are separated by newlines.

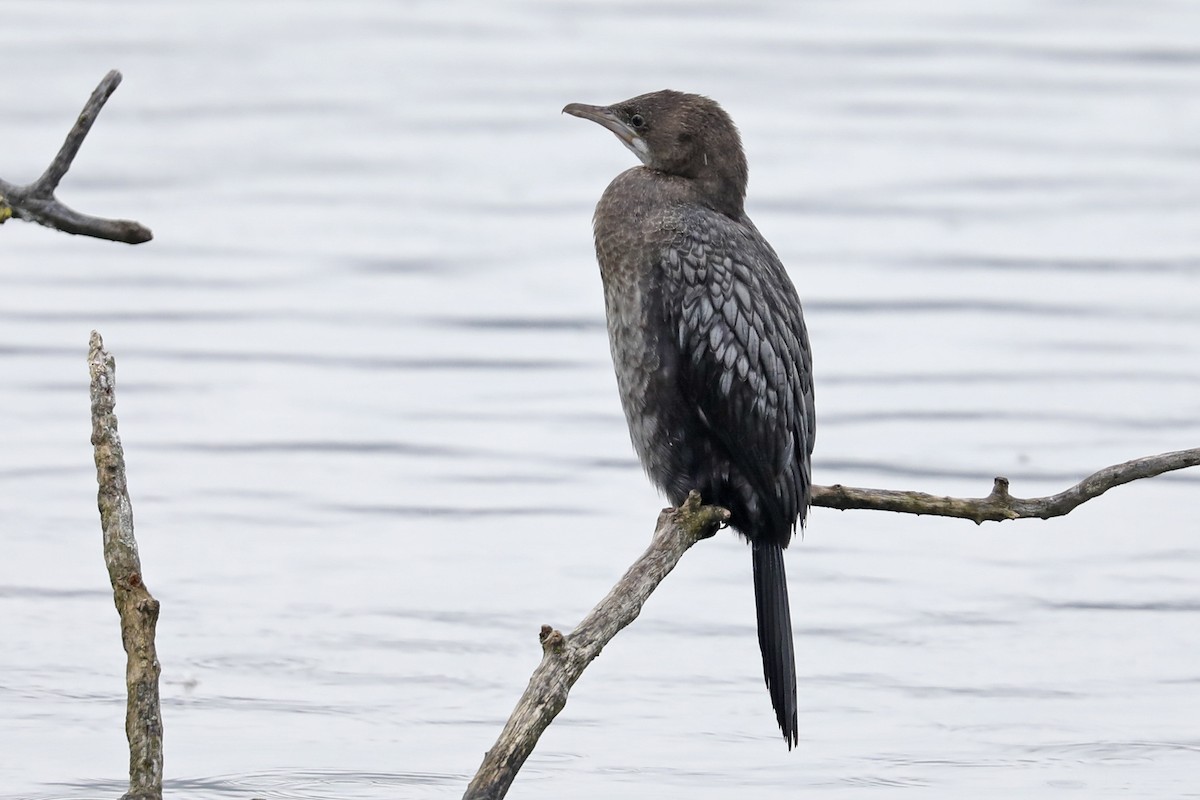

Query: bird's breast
left=590, top=171, right=702, bottom=496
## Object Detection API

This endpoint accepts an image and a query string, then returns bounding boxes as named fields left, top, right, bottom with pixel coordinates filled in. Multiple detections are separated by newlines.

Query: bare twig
left=89, top=331, right=163, bottom=800
left=463, top=492, right=729, bottom=800
left=0, top=71, right=152, bottom=244
left=811, top=447, right=1200, bottom=523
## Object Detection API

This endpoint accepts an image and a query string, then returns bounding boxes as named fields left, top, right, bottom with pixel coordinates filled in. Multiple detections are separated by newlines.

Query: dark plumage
left=564, top=90, right=815, bottom=748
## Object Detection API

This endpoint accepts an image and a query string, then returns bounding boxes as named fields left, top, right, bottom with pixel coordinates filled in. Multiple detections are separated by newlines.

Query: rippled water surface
left=3, top=1, right=1199, bottom=798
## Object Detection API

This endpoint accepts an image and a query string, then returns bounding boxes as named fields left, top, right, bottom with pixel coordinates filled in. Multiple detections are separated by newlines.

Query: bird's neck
left=680, top=145, right=747, bottom=219
left=692, top=169, right=746, bottom=219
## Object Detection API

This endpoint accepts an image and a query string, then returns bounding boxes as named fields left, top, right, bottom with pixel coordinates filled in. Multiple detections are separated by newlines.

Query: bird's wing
left=663, top=210, right=815, bottom=533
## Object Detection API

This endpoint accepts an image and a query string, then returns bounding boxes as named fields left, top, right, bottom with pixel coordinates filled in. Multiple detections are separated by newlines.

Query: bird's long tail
left=751, top=538, right=798, bottom=748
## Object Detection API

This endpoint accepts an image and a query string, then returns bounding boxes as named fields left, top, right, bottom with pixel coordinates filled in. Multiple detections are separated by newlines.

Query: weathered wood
left=89, top=331, right=163, bottom=800
left=0, top=71, right=152, bottom=243
left=464, top=445, right=1200, bottom=798
left=810, top=447, right=1200, bottom=523
left=462, top=492, right=729, bottom=800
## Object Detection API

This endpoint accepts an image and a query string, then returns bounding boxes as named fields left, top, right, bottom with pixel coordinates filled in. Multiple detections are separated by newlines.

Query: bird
left=563, top=90, right=815, bottom=748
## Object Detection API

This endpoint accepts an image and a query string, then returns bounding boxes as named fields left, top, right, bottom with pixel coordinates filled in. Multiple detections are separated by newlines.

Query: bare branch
left=463, top=493, right=729, bottom=800
left=0, top=71, right=152, bottom=244
left=89, top=331, right=164, bottom=800
left=811, top=447, right=1200, bottom=523
left=39, top=70, right=123, bottom=192
left=465, top=446, right=1198, bottom=796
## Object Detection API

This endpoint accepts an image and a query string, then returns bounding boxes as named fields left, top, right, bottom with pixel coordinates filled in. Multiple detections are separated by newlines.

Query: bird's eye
left=630, top=114, right=645, bottom=128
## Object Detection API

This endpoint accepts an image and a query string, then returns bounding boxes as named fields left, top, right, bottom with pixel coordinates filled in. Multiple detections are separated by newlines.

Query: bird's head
left=564, top=90, right=748, bottom=217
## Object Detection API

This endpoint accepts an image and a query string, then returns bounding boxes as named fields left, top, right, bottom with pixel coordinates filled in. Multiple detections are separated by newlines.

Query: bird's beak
left=563, top=102, right=652, bottom=166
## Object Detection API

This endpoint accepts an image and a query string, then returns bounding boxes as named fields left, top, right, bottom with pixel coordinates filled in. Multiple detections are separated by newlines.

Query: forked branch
left=0, top=70, right=152, bottom=244
left=464, top=446, right=1199, bottom=798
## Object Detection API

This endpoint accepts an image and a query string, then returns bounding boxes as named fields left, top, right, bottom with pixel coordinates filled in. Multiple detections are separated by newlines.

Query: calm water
left=3, top=1, right=1199, bottom=798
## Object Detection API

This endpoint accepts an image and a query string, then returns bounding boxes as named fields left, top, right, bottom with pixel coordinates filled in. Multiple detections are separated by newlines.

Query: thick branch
left=89, top=331, right=163, bottom=800
left=462, top=492, right=729, bottom=800
left=811, top=447, right=1200, bottom=523
left=0, top=70, right=152, bottom=244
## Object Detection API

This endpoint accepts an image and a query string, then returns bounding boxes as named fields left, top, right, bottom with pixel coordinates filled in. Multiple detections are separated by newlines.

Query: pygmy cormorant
left=564, top=90, right=815, bottom=748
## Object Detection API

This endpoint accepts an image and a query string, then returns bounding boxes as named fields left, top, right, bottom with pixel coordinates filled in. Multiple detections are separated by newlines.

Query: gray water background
left=2, top=1, right=1199, bottom=797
